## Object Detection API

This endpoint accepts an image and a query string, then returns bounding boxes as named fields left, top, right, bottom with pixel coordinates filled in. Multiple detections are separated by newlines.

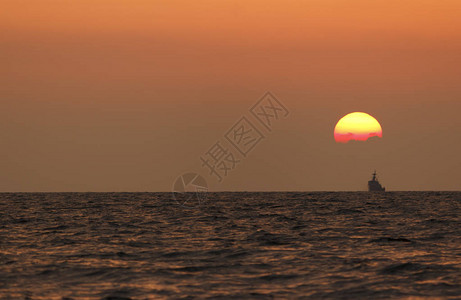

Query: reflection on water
left=0, top=192, right=460, bottom=299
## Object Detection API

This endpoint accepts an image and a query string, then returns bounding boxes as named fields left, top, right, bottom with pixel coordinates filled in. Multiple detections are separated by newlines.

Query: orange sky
left=1, top=0, right=460, bottom=191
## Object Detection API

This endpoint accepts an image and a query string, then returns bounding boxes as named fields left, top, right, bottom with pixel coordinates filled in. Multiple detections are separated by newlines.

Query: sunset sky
left=1, top=0, right=460, bottom=191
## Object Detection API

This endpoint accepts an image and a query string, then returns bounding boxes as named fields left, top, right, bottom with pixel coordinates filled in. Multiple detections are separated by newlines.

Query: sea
left=0, top=192, right=460, bottom=299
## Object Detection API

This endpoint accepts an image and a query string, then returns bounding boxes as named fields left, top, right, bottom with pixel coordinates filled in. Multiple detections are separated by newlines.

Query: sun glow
left=334, top=112, right=382, bottom=143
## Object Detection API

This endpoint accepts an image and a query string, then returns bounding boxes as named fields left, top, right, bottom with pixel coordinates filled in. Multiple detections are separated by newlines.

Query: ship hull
left=368, top=181, right=385, bottom=192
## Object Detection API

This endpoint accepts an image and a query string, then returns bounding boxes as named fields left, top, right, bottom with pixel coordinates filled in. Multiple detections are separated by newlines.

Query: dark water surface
left=0, top=192, right=460, bottom=299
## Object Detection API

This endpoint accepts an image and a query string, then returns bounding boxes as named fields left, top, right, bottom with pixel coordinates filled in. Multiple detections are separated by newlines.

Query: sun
left=334, top=112, right=382, bottom=143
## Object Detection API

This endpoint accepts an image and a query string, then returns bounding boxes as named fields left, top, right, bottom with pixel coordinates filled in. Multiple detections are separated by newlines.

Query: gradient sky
left=1, top=0, right=460, bottom=191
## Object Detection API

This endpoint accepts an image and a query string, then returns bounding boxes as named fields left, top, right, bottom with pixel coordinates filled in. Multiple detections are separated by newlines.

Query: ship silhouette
left=368, top=171, right=385, bottom=192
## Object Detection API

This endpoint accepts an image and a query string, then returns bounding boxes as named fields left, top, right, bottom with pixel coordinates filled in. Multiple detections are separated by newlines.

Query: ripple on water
left=0, top=192, right=459, bottom=299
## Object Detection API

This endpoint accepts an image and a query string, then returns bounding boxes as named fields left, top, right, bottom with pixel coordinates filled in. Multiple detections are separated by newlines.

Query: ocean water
left=0, top=192, right=460, bottom=299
